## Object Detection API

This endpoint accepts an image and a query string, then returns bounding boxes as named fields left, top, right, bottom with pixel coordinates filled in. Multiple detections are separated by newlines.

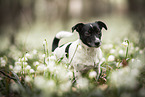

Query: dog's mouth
left=88, top=42, right=101, bottom=48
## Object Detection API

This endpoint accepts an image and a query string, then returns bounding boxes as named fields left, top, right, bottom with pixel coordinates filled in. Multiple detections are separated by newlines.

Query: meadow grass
left=0, top=38, right=145, bottom=97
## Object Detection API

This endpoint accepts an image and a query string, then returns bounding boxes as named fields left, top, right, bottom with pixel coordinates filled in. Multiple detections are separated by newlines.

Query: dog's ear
left=72, top=23, right=84, bottom=32
left=95, top=21, right=107, bottom=30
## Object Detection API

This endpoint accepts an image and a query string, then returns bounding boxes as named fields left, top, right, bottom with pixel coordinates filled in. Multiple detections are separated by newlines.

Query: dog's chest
left=69, top=40, right=100, bottom=67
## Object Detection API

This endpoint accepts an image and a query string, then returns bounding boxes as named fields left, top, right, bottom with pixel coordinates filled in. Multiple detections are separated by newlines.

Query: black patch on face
left=72, top=21, right=107, bottom=47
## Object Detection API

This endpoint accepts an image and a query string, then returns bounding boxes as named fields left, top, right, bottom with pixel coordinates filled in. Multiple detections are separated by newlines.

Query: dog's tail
left=52, top=31, right=73, bottom=52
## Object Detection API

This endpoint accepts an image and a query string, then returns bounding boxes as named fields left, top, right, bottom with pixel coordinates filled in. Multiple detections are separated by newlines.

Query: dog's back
left=52, top=31, right=73, bottom=52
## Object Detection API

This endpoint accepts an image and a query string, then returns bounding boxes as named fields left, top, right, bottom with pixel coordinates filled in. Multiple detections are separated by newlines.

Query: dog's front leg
left=96, top=61, right=103, bottom=80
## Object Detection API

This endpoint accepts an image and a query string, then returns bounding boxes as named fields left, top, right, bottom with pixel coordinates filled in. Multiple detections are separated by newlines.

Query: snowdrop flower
left=89, top=71, right=97, bottom=79
left=45, top=80, right=56, bottom=92
left=23, top=62, right=28, bottom=66
left=135, top=47, right=139, bottom=51
left=77, top=77, right=89, bottom=90
left=33, top=61, right=40, bottom=66
left=119, top=49, right=124, bottom=56
left=139, top=50, right=143, bottom=54
left=47, top=64, right=55, bottom=72
left=22, top=57, right=28, bottom=61
left=116, top=62, right=122, bottom=67
left=9, top=65, right=13, bottom=70
left=45, top=55, right=57, bottom=65
left=37, top=65, right=46, bottom=72
left=42, top=54, right=46, bottom=58
left=122, top=41, right=128, bottom=47
left=131, top=59, right=135, bottom=62
left=55, top=66, right=68, bottom=81
left=49, top=55, right=56, bottom=60
left=34, top=76, right=46, bottom=89
left=25, top=65, right=31, bottom=70
left=13, top=65, right=22, bottom=73
left=59, top=81, right=71, bottom=92
left=0, top=57, right=6, bottom=67
left=33, top=49, right=37, bottom=55
left=25, top=76, right=32, bottom=82
left=43, top=40, right=46, bottom=45
left=33, top=61, right=39, bottom=66
left=110, top=49, right=116, bottom=54
left=108, top=55, right=115, bottom=62
left=130, top=59, right=142, bottom=70
left=110, top=66, right=140, bottom=89
left=25, top=53, right=32, bottom=59
left=101, top=57, right=106, bottom=62
left=15, top=61, right=21, bottom=66
left=30, top=69, right=35, bottom=73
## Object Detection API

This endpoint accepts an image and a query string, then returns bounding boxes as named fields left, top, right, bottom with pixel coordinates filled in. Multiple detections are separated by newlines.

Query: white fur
left=53, top=37, right=103, bottom=79
left=55, top=31, right=74, bottom=39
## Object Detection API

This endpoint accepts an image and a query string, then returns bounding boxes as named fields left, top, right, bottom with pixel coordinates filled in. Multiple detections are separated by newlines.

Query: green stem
left=125, top=40, right=129, bottom=59
left=43, top=44, right=46, bottom=65
left=69, top=45, right=78, bottom=65
left=126, top=46, right=128, bottom=59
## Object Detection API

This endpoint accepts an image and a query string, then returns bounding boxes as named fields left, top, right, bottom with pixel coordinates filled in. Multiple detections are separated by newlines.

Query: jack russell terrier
left=52, top=21, right=107, bottom=79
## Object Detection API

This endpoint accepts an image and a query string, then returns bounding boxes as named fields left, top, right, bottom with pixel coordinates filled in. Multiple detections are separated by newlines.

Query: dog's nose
left=95, top=42, right=100, bottom=46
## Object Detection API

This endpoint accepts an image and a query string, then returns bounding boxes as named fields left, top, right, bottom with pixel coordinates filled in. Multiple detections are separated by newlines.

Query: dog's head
left=72, top=21, right=107, bottom=48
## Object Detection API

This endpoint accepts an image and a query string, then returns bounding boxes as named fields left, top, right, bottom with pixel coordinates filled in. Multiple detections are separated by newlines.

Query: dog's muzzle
left=94, top=38, right=101, bottom=47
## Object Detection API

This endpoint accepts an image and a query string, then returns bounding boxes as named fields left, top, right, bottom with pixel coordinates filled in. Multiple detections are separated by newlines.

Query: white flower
left=135, top=47, right=139, bottom=51
left=77, top=77, right=89, bottom=90
left=33, top=49, right=37, bottom=54
left=25, top=65, right=31, bottom=70
left=42, top=54, right=46, bottom=58
left=116, top=62, right=123, bottom=67
left=37, top=65, right=46, bottom=72
left=43, top=40, right=46, bottom=45
left=0, top=57, right=6, bottom=67
left=25, top=53, right=30, bottom=57
left=15, top=61, right=21, bottom=65
left=13, top=65, right=22, bottom=73
left=30, top=69, right=35, bottom=73
left=122, top=42, right=128, bottom=47
left=110, top=49, right=116, bottom=54
left=23, top=62, right=28, bottom=66
left=45, top=80, right=56, bottom=92
left=101, top=57, right=106, bottom=62
left=59, top=81, right=71, bottom=92
left=49, top=55, right=56, bottom=60
left=25, top=76, right=32, bottom=82
left=34, top=76, right=46, bottom=89
left=22, top=57, right=28, bottom=61
left=110, top=66, right=140, bottom=89
left=33, top=61, right=39, bottom=66
left=108, top=55, right=115, bottom=62
left=89, top=71, right=97, bottom=79
left=33, top=61, right=40, bottom=66
left=119, top=49, right=124, bottom=55
left=139, top=50, right=143, bottom=54
left=55, top=66, right=68, bottom=81
left=9, top=65, right=13, bottom=70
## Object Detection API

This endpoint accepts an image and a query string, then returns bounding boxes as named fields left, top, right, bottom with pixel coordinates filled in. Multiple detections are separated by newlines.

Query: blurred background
left=0, top=0, right=145, bottom=53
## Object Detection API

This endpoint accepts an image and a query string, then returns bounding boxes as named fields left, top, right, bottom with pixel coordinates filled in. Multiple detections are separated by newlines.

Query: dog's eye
left=85, top=32, right=91, bottom=36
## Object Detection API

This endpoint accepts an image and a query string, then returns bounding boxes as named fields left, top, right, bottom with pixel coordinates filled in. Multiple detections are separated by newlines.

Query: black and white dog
left=52, top=21, right=107, bottom=78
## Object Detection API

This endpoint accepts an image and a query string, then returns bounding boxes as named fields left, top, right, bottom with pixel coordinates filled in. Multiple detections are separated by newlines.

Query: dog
left=52, top=21, right=107, bottom=79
